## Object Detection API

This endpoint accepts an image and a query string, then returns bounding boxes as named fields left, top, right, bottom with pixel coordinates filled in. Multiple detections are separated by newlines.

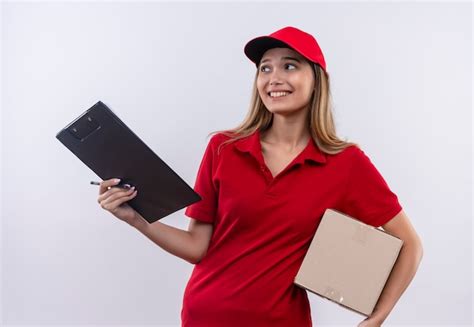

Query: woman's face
left=257, top=47, right=315, bottom=116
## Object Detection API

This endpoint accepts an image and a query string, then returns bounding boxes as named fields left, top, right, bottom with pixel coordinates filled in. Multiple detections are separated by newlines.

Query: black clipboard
left=55, top=101, right=201, bottom=224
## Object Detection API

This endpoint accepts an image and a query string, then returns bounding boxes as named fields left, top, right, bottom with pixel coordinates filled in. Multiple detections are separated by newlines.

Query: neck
left=260, top=114, right=311, bottom=151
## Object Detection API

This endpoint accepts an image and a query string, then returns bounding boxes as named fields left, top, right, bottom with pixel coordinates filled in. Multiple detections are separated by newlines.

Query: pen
left=90, top=181, right=132, bottom=189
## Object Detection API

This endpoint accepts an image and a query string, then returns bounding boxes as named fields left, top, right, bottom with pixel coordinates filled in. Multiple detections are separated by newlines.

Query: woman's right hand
left=97, top=178, right=140, bottom=227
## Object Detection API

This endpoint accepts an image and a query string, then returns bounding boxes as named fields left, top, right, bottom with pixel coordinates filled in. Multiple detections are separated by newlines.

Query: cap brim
left=244, top=36, right=293, bottom=66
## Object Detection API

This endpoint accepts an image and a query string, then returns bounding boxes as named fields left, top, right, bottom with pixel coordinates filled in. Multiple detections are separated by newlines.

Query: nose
left=269, top=74, right=283, bottom=86
left=268, top=67, right=284, bottom=86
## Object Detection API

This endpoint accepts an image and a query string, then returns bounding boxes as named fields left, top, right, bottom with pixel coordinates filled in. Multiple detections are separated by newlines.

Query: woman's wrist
left=130, top=211, right=148, bottom=230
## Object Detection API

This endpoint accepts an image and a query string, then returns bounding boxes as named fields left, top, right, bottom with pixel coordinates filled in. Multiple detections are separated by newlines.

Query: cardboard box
left=294, top=208, right=403, bottom=316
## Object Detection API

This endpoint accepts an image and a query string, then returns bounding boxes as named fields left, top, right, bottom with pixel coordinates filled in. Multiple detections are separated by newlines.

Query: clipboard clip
left=68, top=115, right=101, bottom=141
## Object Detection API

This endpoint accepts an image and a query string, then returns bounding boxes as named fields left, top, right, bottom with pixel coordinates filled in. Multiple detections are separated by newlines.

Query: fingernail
left=114, top=178, right=121, bottom=183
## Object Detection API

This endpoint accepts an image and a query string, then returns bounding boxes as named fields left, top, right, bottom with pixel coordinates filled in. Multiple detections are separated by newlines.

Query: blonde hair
left=208, top=61, right=359, bottom=155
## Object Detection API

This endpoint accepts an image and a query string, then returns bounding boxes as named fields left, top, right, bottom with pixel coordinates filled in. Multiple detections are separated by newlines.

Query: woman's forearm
left=132, top=214, right=199, bottom=264
left=370, top=239, right=423, bottom=324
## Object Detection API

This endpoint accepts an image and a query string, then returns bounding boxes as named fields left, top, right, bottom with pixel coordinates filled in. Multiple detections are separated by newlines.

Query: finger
left=102, top=189, right=138, bottom=211
left=98, top=186, right=126, bottom=203
left=99, top=178, right=121, bottom=195
left=107, top=184, right=131, bottom=191
left=100, top=187, right=136, bottom=207
left=98, top=186, right=133, bottom=205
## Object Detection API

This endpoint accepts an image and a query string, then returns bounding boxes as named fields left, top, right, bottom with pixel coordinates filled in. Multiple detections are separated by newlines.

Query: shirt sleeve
left=339, top=146, right=403, bottom=227
left=184, top=135, right=220, bottom=224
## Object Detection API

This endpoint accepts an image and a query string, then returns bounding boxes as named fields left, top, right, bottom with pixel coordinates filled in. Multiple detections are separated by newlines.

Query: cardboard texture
left=294, top=208, right=403, bottom=316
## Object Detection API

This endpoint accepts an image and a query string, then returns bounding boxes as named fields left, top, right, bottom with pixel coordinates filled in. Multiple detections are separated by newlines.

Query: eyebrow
left=259, top=56, right=302, bottom=65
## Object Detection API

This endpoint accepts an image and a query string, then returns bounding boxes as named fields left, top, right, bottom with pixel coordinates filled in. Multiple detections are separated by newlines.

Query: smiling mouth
left=268, top=91, right=292, bottom=98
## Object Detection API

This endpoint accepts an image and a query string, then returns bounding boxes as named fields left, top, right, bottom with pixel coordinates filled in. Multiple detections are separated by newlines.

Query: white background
left=1, top=1, right=472, bottom=326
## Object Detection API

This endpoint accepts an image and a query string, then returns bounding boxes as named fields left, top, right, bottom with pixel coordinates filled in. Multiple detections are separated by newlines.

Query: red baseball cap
left=244, top=26, right=327, bottom=72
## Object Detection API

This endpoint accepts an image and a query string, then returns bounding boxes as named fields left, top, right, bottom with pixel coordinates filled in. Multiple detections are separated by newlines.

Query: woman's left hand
left=357, top=316, right=383, bottom=327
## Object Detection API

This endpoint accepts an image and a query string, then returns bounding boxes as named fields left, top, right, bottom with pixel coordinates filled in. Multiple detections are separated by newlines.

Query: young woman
left=97, top=26, right=423, bottom=327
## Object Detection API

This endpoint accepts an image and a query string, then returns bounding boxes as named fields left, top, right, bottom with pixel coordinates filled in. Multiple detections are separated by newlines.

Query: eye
left=259, top=63, right=297, bottom=73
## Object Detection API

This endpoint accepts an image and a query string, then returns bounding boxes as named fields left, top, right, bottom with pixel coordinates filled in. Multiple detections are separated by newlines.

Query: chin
left=265, top=107, right=302, bottom=116
left=265, top=103, right=306, bottom=113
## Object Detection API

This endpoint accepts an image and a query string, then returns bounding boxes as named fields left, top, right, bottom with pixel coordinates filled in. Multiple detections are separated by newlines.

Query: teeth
left=269, top=91, right=290, bottom=98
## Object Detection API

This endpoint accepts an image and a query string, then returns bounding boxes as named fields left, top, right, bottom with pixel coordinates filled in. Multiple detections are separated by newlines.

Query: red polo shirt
left=181, top=129, right=402, bottom=327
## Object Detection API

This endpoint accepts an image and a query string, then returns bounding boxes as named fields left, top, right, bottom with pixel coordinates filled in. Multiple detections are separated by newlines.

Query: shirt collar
left=234, top=129, right=327, bottom=165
